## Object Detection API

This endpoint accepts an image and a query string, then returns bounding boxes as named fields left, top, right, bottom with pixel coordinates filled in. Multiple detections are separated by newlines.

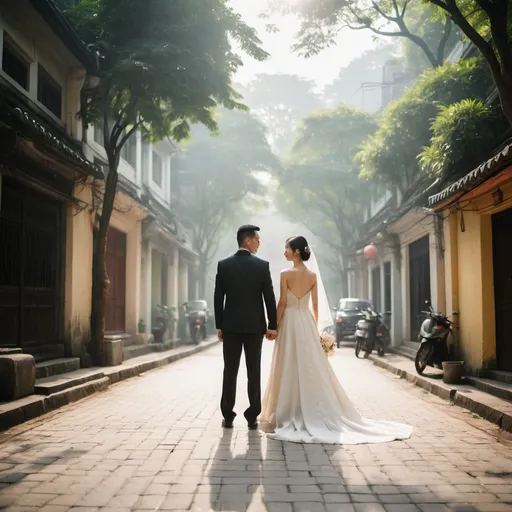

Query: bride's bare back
left=283, top=267, right=316, bottom=299
left=277, top=266, right=319, bottom=328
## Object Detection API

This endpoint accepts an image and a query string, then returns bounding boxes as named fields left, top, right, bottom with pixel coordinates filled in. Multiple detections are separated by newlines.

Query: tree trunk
left=494, top=72, right=512, bottom=128
left=89, top=158, right=120, bottom=365
left=198, top=254, right=209, bottom=299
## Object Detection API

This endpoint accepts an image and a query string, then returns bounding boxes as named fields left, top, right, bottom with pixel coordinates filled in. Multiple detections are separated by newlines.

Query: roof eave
left=28, top=0, right=98, bottom=73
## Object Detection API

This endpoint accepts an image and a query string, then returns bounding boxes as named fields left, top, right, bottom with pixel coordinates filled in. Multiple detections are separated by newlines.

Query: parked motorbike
left=355, top=308, right=390, bottom=358
left=184, top=301, right=208, bottom=345
left=415, top=302, right=453, bottom=375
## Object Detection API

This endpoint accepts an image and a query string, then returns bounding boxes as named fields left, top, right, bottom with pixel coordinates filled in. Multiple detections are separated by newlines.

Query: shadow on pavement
left=209, top=428, right=262, bottom=511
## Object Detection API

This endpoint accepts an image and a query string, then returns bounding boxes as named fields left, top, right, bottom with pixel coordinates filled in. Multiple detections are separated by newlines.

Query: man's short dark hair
left=237, top=224, right=260, bottom=247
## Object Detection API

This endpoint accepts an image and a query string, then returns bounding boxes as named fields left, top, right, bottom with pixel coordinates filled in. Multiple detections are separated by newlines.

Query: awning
left=428, top=141, right=512, bottom=208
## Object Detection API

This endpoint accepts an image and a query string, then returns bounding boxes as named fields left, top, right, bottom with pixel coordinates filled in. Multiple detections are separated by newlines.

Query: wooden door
left=105, top=227, right=126, bottom=333
left=492, top=208, right=512, bottom=371
left=0, top=177, right=61, bottom=351
left=409, top=236, right=431, bottom=339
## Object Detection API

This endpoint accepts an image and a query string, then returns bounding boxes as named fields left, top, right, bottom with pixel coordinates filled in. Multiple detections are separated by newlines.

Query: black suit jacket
left=214, top=250, right=277, bottom=335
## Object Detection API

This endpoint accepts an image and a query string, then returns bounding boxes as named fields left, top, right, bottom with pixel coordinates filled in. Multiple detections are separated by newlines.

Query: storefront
left=0, top=94, right=102, bottom=360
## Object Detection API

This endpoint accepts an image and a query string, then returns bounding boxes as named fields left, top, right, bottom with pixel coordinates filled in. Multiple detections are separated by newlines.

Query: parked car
left=333, top=298, right=373, bottom=346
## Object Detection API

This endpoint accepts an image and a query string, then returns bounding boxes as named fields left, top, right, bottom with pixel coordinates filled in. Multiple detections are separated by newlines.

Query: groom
left=214, top=225, right=277, bottom=429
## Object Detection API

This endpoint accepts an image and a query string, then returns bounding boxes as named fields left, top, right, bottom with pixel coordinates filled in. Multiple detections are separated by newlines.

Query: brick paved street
left=1, top=344, right=512, bottom=512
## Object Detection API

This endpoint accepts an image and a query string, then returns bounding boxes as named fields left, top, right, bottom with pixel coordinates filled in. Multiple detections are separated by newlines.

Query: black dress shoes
left=222, top=419, right=234, bottom=429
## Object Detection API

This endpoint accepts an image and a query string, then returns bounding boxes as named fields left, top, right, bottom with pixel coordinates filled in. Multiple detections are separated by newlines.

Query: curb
left=0, top=340, right=218, bottom=432
left=369, top=354, right=512, bottom=432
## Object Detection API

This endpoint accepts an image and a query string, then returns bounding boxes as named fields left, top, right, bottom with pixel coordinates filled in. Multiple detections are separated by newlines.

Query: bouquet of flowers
left=320, top=331, right=335, bottom=357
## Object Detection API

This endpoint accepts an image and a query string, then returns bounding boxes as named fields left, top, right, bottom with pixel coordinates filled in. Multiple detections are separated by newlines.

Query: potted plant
left=152, top=305, right=176, bottom=343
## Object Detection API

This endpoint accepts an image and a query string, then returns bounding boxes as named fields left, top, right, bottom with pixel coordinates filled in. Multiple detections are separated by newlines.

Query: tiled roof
left=428, top=141, right=512, bottom=206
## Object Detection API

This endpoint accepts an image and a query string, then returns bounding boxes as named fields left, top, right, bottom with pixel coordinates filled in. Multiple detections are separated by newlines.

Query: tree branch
left=437, top=19, right=453, bottom=65
left=371, top=1, right=398, bottom=23
left=442, top=0, right=500, bottom=74
left=485, top=0, right=512, bottom=75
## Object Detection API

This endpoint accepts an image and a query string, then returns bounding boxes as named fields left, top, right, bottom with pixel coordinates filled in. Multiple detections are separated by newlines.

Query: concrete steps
left=35, top=357, right=80, bottom=379
left=1, top=339, right=218, bottom=431
left=490, top=370, right=512, bottom=384
left=28, top=344, right=66, bottom=363
left=392, top=341, right=419, bottom=361
left=465, top=376, right=512, bottom=403
left=34, top=368, right=105, bottom=396
left=465, top=370, right=512, bottom=404
left=391, top=343, right=512, bottom=405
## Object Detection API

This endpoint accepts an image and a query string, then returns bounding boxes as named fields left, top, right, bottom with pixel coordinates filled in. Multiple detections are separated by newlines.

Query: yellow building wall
left=449, top=202, right=498, bottom=372
left=110, top=193, right=146, bottom=337
left=64, top=182, right=95, bottom=359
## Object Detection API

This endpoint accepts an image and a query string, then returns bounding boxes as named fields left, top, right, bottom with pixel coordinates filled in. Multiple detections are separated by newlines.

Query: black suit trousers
left=221, top=332, right=263, bottom=423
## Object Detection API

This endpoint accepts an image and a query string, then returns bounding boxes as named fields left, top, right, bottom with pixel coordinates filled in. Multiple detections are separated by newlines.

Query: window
left=121, top=132, right=137, bottom=167
left=2, top=34, right=30, bottom=90
left=37, top=65, right=62, bottom=119
left=152, top=151, right=163, bottom=187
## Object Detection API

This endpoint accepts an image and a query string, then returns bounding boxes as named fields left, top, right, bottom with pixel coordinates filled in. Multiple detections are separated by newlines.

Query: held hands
left=266, top=329, right=278, bottom=341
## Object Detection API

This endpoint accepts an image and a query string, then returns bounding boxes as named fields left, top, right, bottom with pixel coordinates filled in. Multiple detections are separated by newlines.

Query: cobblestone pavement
left=1, top=344, right=512, bottom=512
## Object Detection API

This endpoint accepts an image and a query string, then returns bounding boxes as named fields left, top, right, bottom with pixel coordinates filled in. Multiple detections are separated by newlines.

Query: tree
left=402, top=2, right=460, bottom=74
left=238, top=74, right=323, bottom=155
left=422, top=0, right=512, bottom=126
left=268, top=0, right=456, bottom=67
left=175, top=109, right=280, bottom=297
left=278, top=105, right=376, bottom=295
left=59, top=0, right=267, bottom=364
left=419, top=98, right=508, bottom=178
left=357, top=57, right=493, bottom=192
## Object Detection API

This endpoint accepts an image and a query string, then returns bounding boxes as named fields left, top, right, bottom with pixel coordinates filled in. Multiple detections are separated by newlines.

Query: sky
left=229, top=1, right=376, bottom=88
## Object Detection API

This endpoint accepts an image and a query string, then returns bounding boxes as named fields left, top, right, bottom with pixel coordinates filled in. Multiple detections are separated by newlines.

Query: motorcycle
left=355, top=308, right=390, bottom=358
left=183, top=301, right=208, bottom=345
left=414, top=302, right=453, bottom=375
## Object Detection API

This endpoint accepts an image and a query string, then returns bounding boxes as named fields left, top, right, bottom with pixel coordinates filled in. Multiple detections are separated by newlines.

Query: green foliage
left=357, top=57, right=493, bottom=191
left=270, top=0, right=456, bottom=68
left=56, top=0, right=267, bottom=361
left=402, top=2, right=459, bottom=75
left=176, top=109, right=279, bottom=292
left=238, top=74, right=322, bottom=156
left=152, top=305, right=177, bottom=332
left=279, top=104, right=376, bottom=258
left=419, top=99, right=506, bottom=179
left=421, top=0, right=512, bottom=126
left=58, top=0, right=268, bottom=147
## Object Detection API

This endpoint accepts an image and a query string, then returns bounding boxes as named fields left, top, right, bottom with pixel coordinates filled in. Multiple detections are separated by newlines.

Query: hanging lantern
left=363, top=244, right=378, bottom=259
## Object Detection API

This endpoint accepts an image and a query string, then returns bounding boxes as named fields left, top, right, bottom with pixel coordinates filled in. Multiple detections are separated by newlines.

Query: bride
left=259, top=235, right=413, bottom=445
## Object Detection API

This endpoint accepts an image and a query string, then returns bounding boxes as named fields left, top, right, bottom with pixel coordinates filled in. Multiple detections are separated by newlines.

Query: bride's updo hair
left=287, top=235, right=311, bottom=262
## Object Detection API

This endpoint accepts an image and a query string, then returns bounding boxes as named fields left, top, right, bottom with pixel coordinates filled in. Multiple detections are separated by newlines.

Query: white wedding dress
left=259, top=288, right=413, bottom=445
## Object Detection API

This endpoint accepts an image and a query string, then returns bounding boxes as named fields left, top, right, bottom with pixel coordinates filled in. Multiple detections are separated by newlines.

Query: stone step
left=489, top=370, right=512, bottom=384
left=465, top=376, right=512, bottom=403
left=123, top=345, right=154, bottom=360
left=26, top=344, right=65, bottom=363
left=35, top=358, right=80, bottom=379
left=403, top=340, right=420, bottom=350
left=123, top=341, right=179, bottom=361
left=105, top=333, right=134, bottom=348
left=392, top=345, right=417, bottom=361
left=34, top=369, right=105, bottom=396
